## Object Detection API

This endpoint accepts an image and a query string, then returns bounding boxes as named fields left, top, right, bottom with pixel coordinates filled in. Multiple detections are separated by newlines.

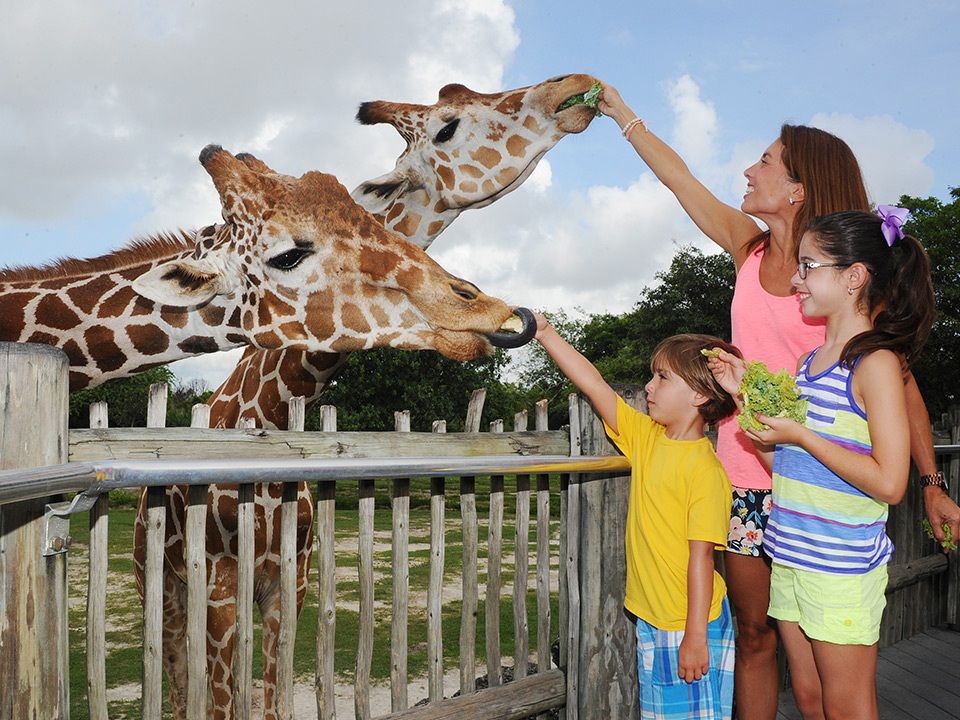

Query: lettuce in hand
left=737, top=361, right=807, bottom=432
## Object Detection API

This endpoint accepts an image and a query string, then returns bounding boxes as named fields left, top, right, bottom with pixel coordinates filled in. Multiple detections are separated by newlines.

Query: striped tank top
left=764, top=349, right=893, bottom=574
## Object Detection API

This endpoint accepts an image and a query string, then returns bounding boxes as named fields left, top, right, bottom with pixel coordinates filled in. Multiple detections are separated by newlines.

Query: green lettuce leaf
left=737, top=361, right=807, bottom=432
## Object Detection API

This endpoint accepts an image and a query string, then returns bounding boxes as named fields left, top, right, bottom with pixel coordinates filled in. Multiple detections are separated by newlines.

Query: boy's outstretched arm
left=533, top=312, right=619, bottom=433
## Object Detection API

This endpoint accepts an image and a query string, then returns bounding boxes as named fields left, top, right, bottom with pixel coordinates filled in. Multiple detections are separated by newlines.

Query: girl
left=710, top=208, right=935, bottom=720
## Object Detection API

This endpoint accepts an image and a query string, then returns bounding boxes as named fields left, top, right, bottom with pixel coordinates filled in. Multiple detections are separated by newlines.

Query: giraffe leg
left=161, top=565, right=189, bottom=720
left=207, top=593, right=238, bottom=720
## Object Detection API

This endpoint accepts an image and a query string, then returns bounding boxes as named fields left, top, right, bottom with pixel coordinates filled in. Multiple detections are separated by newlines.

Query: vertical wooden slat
left=276, top=395, right=305, bottom=720
left=460, top=475, right=478, bottom=695
left=391, top=411, right=411, bottom=712
left=234, top=416, right=255, bottom=720
left=427, top=420, right=447, bottom=702
left=949, top=421, right=960, bottom=626
left=486, top=420, right=505, bottom=688
left=85, top=402, right=109, bottom=720
left=563, top=393, right=581, bottom=720
left=315, top=406, right=338, bottom=720
left=356, top=476, right=375, bottom=720
left=534, top=401, right=552, bottom=678
left=141, top=388, right=172, bottom=720
left=513, top=472, right=530, bottom=681
left=186, top=399, right=209, bottom=720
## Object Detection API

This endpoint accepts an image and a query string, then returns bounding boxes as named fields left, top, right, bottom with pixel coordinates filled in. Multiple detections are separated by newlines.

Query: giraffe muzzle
left=487, top=307, right=537, bottom=349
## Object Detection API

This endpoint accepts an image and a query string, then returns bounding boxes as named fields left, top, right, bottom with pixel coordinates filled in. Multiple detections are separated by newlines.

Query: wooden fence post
left=0, top=342, right=71, bottom=719
left=571, top=384, right=641, bottom=719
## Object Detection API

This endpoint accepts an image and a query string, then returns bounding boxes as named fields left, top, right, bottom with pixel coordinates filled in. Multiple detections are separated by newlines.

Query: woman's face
left=742, top=139, right=802, bottom=218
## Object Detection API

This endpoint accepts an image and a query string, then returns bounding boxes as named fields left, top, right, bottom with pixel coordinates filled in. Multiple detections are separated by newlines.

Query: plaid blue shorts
left=635, top=598, right=735, bottom=720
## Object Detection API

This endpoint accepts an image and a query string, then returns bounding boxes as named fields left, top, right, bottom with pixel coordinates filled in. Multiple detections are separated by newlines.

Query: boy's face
left=644, top=362, right=701, bottom=427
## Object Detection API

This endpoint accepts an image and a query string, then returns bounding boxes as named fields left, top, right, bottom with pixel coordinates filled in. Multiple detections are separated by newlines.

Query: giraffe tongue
left=487, top=307, right=537, bottom=349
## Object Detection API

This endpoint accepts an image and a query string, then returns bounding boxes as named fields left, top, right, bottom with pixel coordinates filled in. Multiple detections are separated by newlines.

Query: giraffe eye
left=267, top=248, right=313, bottom=271
left=435, top=118, right=460, bottom=143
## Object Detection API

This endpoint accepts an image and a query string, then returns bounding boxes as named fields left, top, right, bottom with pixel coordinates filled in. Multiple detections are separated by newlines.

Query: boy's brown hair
left=649, top=334, right=741, bottom=426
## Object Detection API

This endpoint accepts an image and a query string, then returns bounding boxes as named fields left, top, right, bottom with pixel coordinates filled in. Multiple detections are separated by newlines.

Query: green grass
left=65, top=475, right=563, bottom=719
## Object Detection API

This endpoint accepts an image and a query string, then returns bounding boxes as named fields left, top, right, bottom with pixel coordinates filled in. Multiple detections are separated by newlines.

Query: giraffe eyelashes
left=266, top=248, right=314, bottom=271
left=434, top=118, right=460, bottom=143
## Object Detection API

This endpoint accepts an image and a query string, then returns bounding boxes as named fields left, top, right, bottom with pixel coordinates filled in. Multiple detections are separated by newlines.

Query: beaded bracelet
left=622, top=117, right=646, bottom=141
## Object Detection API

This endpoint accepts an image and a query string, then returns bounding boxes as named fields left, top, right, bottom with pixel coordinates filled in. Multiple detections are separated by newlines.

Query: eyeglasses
left=797, top=261, right=848, bottom=279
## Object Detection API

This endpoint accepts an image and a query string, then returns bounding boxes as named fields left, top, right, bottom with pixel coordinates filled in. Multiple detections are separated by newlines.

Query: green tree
left=307, top=347, right=522, bottom=432
left=584, top=244, right=735, bottom=382
left=69, top=367, right=211, bottom=428
left=900, top=187, right=960, bottom=417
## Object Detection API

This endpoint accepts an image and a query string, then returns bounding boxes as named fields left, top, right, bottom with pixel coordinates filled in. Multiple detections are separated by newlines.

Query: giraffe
left=132, top=73, right=599, bottom=720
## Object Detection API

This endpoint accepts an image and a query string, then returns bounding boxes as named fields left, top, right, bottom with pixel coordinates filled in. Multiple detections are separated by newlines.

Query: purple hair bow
left=877, top=205, right=910, bottom=246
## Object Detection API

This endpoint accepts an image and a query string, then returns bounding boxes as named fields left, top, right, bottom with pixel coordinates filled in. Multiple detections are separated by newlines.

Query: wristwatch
left=920, top=472, right=949, bottom=491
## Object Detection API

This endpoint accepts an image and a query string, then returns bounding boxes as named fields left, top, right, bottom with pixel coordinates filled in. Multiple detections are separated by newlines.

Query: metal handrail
left=0, top=454, right=633, bottom=509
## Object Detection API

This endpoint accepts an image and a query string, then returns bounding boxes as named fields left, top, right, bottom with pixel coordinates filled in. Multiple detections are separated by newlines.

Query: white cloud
left=808, top=113, right=936, bottom=205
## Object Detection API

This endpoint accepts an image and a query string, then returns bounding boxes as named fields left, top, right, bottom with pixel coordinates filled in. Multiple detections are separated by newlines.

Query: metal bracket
left=42, top=492, right=99, bottom=556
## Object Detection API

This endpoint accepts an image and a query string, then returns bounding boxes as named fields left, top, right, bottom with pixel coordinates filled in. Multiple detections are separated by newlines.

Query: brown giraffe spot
left=0, top=292, right=30, bottom=337
left=470, top=146, right=502, bottom=169
left=177, top=336, right=221, bottom=355
left=427, top=220, right=445, bottom=237
left=83, top=326, right=126, bottom=372
left=506, top=134, right=532, bottom=158
left=67, top=274, right=115, bottom=315
left=342, top=303, right=371, bottom=334
left=36, top=294, right=81, bottom=330
left=459, top=181, right=479, bottom=194
left=253, top=330, right=283, bottom=348
left=128, top=323, right=172, bottom=356
left=495, top=92, right=524, bottom=114
left=360, top=246, right=402, bottom=279
left=461, top=164, right=485, bottom=179
left=385, top=203, right=406, bottom=224
left=523, top=114, right=545, bottom=134
left=392, top=212, right=422, bottom=238
left=496, top=167, right=520, bottom=187
left=199, top=303, right=226, bottom=327
left=160, top=307, right=189, bottom=330
left=437, top=164, right=455, bottom=190
left=277, top=321, right=307, bottom=341
left=101, top=285, right=142, bottom=318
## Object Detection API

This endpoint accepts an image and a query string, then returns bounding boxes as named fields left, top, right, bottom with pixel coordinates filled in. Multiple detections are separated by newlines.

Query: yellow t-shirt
left=603, top=395, right=730, bottom=631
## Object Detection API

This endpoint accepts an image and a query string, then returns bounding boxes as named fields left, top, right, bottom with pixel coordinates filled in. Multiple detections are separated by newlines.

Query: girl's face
left=742, top=139, right=802, bottom=217
left=793, top=232, right=847, bottom=318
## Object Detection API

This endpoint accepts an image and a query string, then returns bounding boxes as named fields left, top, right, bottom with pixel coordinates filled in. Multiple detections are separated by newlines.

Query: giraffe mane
left=0, top=231, right=195, bottom=282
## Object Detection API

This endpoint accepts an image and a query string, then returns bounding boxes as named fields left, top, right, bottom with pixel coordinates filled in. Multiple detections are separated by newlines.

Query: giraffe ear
left=132, top=254, right=231, bottom=307
left=351, top=168, right=412, bottom=217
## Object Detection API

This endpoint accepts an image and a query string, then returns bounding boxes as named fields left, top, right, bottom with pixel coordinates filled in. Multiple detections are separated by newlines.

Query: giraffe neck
left=0, top=235, right=252, bottom=391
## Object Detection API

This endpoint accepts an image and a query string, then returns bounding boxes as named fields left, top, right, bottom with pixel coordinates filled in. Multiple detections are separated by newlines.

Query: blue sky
left=2, top=0, right=956, bottom=387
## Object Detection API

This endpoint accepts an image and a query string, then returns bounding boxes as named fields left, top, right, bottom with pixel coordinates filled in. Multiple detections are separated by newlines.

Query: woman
left=597, top=82, right=959, bottom=720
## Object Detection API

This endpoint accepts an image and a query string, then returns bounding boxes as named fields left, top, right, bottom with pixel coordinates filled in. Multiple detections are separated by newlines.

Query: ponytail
left=806, top=210, right=935, bottom=368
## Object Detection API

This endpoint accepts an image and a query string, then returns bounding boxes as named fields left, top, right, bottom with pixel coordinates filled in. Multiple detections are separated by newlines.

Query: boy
left=533, top=312, right=738, bottom=720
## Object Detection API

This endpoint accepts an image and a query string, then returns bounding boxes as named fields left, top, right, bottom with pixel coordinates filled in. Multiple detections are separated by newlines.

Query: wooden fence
left=1, top=343, right=958, bottom=719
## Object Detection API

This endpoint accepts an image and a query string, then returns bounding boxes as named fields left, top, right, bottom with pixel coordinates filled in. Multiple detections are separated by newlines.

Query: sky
left=2, top=0, right=957, bottom=389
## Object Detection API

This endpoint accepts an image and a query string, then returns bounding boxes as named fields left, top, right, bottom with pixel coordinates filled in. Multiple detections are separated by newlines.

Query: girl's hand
left=678, top=636, right=710, bottom=684
left=742, top=414, right=805, bottom=446
left=707, top=349, right=746, bottom=399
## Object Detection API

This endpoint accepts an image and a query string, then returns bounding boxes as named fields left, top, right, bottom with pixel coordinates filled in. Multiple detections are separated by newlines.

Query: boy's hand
left=678, top=636, right=710, bottom=683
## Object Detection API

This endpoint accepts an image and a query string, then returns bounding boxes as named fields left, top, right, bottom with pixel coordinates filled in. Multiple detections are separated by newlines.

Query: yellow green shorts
left=768, top=562, right=887, bottom=646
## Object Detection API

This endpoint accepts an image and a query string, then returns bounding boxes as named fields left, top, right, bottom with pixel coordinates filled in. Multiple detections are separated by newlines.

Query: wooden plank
left=381, top=667, right=565, bottom=720
left=68, top=427, right=570, bottom=461
left=513, top=473, right=530, bottom=681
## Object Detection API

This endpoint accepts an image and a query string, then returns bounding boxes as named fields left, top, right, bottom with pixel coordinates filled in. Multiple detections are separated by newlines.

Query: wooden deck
left=776, top=626, right=960, bottom=719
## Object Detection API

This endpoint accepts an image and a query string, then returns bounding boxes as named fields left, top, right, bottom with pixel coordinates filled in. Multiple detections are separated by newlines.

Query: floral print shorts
left=726, top=488, right=772, bottom=557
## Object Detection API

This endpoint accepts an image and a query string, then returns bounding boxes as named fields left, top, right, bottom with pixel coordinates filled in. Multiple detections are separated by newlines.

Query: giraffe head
left=132, top=145, right=533, bottom=361
left=352, top=73, right=599, bottom=247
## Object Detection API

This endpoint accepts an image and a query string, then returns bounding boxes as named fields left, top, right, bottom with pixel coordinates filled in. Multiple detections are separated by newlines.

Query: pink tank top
left=717, top=247, right=826, bottom=490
